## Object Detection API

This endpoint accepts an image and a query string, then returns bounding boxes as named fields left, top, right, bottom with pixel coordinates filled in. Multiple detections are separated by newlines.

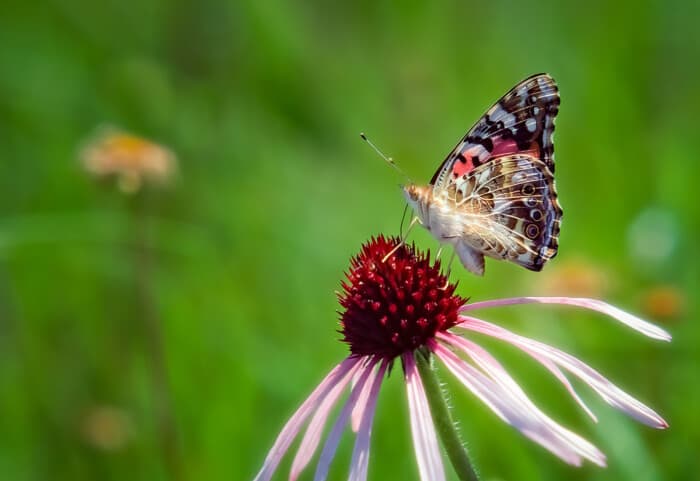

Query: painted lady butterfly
left=403, top=73, right=562, bottom=276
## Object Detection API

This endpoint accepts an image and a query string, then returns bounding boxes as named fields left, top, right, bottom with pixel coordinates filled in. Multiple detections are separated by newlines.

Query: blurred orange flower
left=641, top=285, right=685, bottom=322
left=81, top=127, right=176, bottom=193
left=533, top=259, right=613, bottom=298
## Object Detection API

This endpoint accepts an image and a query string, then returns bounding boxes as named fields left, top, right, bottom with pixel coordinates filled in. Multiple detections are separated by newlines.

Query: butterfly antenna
left=360, top=133, right=410, bottom=181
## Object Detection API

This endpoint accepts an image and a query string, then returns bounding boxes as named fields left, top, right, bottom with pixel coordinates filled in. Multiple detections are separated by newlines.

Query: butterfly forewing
left=431, top=73, right=559, bottom=190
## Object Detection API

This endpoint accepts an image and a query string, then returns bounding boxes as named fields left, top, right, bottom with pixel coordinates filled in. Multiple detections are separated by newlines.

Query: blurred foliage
left=0, top=0, right=698, bottom=480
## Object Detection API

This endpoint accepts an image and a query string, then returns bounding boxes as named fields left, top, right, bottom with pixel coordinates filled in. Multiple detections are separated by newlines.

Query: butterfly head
left=403, top=183, right=420, bottom=202
left=402, top=184, right=432, bottom=223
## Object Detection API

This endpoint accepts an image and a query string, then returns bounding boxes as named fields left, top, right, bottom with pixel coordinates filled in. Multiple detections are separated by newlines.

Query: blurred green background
left=1, top=0, right=698, bottom=480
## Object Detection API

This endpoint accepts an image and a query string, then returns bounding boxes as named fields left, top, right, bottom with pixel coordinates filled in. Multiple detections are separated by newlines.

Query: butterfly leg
left=382, top=216, right=420, bottom=263
left=439, top=249, right=457, bottom=290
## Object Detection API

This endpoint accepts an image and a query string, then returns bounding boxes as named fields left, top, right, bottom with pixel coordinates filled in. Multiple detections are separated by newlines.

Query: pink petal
left=351, top=367, right=374, bottom=433
left=459, top=316, right=669, bottom=429
left=440, top=333, right=606, bottom=464
left=254, top=356, right=362, bottom=481
left=403, top=352, right=447, bottom=481
left=432, top=337, right=606, bottom=467
left=314, top=358, right=379, bottom=481
left=460, top=297, right=671, bottom=341
left=348, top=360, right=388, bottom=481
left=290, top=358, right=364, bottom=481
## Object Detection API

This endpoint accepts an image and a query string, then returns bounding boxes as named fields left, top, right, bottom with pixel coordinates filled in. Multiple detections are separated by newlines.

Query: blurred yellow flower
left=81, top=127, right=176, bottom=193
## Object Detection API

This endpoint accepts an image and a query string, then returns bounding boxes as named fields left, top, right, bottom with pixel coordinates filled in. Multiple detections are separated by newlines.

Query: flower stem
left=129, top=193, right=185, bottom=481
left=416, top=350, right=480, bottom=481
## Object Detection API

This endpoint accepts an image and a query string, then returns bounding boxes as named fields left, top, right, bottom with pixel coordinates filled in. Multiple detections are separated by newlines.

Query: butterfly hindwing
left=431, top=73, right=559, bottom=191
left=447, top=154, right=562, bottom=273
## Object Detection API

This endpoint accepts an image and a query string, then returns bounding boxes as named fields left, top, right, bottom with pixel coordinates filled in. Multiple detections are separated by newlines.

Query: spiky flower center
left=339, top=236, right=467, bottom=359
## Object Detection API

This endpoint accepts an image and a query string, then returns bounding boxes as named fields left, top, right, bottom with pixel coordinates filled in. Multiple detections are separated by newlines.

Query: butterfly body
left=404, top=74, right=563, bottom=276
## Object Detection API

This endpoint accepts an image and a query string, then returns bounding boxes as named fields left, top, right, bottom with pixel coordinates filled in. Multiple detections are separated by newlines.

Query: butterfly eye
left=405, top=186, right=420, bottom=201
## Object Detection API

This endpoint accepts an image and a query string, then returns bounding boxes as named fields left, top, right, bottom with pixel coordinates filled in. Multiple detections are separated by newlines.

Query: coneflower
left=254, top=235, right=669, bottom=481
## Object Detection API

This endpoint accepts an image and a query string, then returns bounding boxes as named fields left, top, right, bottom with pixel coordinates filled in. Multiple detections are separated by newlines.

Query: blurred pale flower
left=627, top=207, right=679, bottom=269
left=642, top=285, right=685, bottom=322
left=81, top=127, right=176, bottom=193
left=535, top=258, right=613, bottom=298
left=254, top=236, right=669, bottom=481
left=81, top=405, right=133, bottom=451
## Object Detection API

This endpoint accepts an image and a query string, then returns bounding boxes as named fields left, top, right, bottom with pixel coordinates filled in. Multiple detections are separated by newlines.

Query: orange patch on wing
left=452, top=156, right=474, bottom=177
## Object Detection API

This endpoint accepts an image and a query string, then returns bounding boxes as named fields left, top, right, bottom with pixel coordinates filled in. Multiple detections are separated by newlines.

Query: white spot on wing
left=526, top=118, right=537, bottom=132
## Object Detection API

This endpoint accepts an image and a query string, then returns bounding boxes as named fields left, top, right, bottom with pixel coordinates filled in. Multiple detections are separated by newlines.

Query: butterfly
left=403, top=73, right=563, bottom=276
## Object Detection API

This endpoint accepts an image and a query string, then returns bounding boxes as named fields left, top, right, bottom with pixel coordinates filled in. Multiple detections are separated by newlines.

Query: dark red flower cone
left=338, top=235, right=467, bottom=359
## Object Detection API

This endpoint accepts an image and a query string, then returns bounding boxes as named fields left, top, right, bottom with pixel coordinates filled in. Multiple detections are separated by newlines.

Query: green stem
left=129, top=193, right=185, bottom=481
left=416, top=350, right=480, bottom=481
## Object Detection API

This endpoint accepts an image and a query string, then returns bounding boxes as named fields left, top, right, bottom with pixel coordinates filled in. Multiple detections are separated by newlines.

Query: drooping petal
left=519, top=347, right=598, bottom=422
left=458, top=316, right=668, bottom=429
left=314, top=357, right=379, bottom=481
left=403, top=352, right=447, bottom=481
left=254, top=356, right=362, bottom=481
left=348, top=360, right=388, bottom=481
left=432, top=338, right=607, bottom=467
left=439, top=333, right=607, bottom=465
left=460, top=297, right=671, bottom=341
left=290, top=358, right=364, bottom=481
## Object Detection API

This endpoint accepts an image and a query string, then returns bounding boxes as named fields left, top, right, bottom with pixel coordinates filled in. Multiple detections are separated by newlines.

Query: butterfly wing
left=449, top=154, right=562, bottom=272
left=431, top=73, right=559, bottom=191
